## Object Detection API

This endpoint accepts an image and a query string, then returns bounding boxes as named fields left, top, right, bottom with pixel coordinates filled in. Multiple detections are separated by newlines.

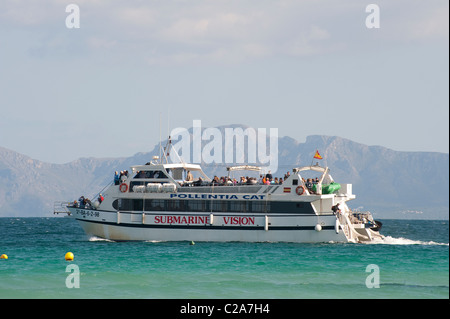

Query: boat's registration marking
left=75, top=209, right=99, bottom=218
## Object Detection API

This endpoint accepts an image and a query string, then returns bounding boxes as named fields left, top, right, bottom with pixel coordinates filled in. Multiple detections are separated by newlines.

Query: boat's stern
left=336, top=210, right=384, bottom=243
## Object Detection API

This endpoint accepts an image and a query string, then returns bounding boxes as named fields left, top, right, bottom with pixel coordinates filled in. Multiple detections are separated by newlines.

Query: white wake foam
left=368, top=236, right=449, bottom=246
left=88, top=236, right=115, bottom=242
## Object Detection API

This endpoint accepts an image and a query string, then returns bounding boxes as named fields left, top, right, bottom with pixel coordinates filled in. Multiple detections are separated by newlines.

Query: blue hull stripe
left=76, top=218, right=335, bottom=231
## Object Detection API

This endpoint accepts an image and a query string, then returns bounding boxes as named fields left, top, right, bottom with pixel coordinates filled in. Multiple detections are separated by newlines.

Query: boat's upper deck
left=118, top=161, right=352, bottom=198
left=180, top=184, right=265, bottom=194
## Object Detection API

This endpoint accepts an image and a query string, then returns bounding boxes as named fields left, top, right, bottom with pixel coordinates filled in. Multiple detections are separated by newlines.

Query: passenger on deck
left=194, top=177, right=203, bottom=186
left=78, top=196, right=85, bottom=208
left=186, top=170, right=193, bottom=182
left=120, top=171, right=128, bottom=183
left=331, top=204, right=341, bottom=214
left=79, top=196, right=91, bottom=208
left=212, top=176, right=220, bottom=186
left=114, top=171, right=120, bottom=185
left=305, top=178, right=313, bottom=191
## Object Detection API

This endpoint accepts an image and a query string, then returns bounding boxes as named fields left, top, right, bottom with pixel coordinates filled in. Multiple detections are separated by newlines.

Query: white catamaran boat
left=66, top=145, right=383, bottom=243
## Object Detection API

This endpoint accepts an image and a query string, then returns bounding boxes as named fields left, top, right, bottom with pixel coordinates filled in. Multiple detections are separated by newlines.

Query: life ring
left=295, top=185, right=305, bottom=195
left=119, top=183, right=128, bottom=193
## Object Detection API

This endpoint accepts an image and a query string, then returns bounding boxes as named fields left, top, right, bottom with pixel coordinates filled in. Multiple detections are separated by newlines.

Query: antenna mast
left=159, top=112, right=162, bottom=163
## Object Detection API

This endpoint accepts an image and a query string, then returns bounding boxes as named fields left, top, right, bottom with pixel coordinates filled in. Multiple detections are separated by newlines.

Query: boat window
left=145, top=199, right=165, bottom=211
left=292, top=179, right=298, bottom=185
left=133, top=170, right=168, bottom=179
left=116, top=199, right=132, bottom=210
left=112, top=199, right=314, bottom=214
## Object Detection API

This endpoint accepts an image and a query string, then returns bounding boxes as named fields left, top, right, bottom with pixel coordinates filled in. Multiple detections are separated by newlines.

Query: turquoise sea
left=0, top=217, right=448, bottom=302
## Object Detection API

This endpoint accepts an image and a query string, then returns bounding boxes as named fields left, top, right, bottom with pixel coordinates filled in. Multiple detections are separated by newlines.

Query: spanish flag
left=313, top=150, right=323, bottom=160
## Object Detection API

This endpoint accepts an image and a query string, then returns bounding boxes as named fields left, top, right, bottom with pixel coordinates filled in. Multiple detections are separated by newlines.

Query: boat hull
left=69, top=207, right=350, bottom=243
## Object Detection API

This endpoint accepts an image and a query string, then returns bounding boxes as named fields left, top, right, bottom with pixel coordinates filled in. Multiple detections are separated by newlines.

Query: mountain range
left=0, top=125, right=448, bottom=219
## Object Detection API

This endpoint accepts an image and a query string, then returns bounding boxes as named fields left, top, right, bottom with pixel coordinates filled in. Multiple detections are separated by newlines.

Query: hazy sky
left=0, top=0, right=448, bottom=164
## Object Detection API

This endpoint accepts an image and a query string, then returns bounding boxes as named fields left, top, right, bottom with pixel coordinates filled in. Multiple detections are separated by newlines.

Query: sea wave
left=367, top=236, right=449, bottom=246
left=88, top=236, right=115, bottom=242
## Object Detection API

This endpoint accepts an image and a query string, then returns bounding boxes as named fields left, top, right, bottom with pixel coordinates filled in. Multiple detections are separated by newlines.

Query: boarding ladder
left=338, top=211, right=371, bottom=243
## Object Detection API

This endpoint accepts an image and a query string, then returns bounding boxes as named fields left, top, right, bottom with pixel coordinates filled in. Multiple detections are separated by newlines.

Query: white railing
left=53, top=201, right=72, bottom=215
